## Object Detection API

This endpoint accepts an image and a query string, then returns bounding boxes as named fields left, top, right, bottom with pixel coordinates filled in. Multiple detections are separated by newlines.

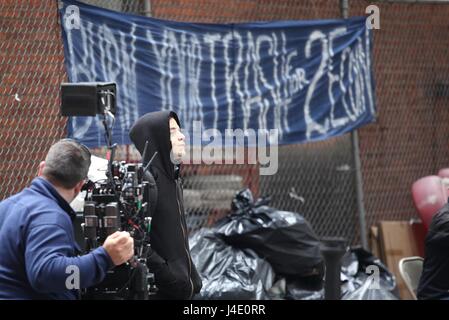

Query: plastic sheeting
left=341, top=247, right=399, bottom=300
left=188, top=189, right=398, bottom=300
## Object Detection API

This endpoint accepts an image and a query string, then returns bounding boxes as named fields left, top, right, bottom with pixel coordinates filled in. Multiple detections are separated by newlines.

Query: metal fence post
left=340, top=0, right=369, bottom=249
left=143, top=0, right=152, bottom=16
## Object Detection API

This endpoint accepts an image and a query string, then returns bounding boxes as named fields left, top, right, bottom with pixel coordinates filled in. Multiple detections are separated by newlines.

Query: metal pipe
left=339, top=0, right=369, bottom=249
left=352, top=131, right=369, bottom=249
left=320, top=237, right=347, bottom=300
left=340, top=0, right=349, bottom=19
left=143, top=0, right=152, bottom=17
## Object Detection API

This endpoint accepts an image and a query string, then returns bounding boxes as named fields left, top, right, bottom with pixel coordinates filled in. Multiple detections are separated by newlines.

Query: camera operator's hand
left=102, top=231, right=134, bottom=266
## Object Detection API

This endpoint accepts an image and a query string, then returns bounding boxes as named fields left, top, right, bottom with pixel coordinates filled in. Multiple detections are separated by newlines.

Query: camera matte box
left=60, top=82, right=116, bottom=116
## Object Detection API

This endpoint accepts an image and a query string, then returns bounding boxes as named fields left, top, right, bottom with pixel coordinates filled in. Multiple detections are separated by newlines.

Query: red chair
left=438, top=168, right=449, bottom=179
left=438, top=168, right=449, bottom=200
left=411, top=175, right=447, bottom=232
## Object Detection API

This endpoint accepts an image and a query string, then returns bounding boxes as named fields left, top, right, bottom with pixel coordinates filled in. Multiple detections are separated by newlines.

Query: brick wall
left=0, top=0, right=67, bottom=197
left=351, top=1, right=449, bottom=226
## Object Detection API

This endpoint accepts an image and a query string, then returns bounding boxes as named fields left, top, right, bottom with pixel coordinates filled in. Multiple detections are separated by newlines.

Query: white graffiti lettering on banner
left=304, top=26, right=374, bottom=140
left=65, top=20, right=139, bottom=144
left=64, top=17, right=373, bottom=143
left=145, top=27, right=373, bottom=141
left=146, top=29, right=310, bottom=139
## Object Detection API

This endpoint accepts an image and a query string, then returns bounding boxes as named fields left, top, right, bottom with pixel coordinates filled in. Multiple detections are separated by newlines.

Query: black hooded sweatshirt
left=418, top=202, right=449, bottom=300
left=129, top=111, right=202, bottom=299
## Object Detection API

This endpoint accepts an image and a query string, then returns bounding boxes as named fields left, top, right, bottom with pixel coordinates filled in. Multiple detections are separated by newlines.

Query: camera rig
left=61, top=82, right=158, bottom=299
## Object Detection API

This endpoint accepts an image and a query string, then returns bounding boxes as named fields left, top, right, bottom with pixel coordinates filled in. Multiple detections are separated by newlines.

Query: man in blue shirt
left=0, top=139, right=134, bottom=299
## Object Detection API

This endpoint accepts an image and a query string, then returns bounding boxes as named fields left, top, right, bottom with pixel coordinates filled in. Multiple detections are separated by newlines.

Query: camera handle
left=99, top=90, right=117, bottom=188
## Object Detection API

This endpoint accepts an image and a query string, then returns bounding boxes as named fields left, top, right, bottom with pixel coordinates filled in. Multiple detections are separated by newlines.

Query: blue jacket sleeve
left=24, top=223, right=114, bottom=293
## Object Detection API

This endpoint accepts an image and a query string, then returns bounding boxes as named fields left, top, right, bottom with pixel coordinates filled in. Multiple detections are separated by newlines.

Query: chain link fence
left=352, top=0, right=449, bottom=235
left=2, top=0, right=449, bottom=247
left=0, top=1, right=67, bottom=198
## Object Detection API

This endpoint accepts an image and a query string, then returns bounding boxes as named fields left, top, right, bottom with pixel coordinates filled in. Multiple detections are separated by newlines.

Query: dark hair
left=42, top=138, right=91, bottom=189
left=169, top=111, right=181, bottom=127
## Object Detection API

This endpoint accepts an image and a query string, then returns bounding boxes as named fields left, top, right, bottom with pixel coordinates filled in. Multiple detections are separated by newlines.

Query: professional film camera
left=61, top=82, right=158, bottom=299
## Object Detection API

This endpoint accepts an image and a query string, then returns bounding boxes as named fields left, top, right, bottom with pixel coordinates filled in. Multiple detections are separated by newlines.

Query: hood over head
left=129, top=110, right=181, bottom=179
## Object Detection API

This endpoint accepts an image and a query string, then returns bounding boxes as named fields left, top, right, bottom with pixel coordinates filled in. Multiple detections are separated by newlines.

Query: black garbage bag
left=284, top=275, right=324, bottom=300
left=341, top=247, right=399, bottom=300
left=213, top=188, right=324, bottom=278
left=266, top=276, right=324, bottom=300
left=189, top=228, right=275, bottom=300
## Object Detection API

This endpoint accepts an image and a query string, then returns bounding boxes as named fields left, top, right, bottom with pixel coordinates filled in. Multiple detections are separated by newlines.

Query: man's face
left=169, top=117, right=185, bottom=163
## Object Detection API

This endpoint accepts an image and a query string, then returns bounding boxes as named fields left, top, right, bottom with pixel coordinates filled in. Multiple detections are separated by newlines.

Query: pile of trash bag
left=214, top=189, right=324, bottom=277
left=188, top=188, right=398, bottom=300
left=189, top=188, right=323, bottom=299
left=264, top=247, right=399, bottom=300
left=190, top=228, right=275, bottom=300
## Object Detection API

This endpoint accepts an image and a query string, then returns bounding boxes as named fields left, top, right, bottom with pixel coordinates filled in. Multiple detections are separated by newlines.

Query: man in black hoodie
left=417, top=203, right=449, bottom=300
left=129, top=111, right=202, bottom=299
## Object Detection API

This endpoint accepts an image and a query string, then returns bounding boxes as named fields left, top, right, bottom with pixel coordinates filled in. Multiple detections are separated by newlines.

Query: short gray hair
left=43, top=139, right=91, bottom=189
